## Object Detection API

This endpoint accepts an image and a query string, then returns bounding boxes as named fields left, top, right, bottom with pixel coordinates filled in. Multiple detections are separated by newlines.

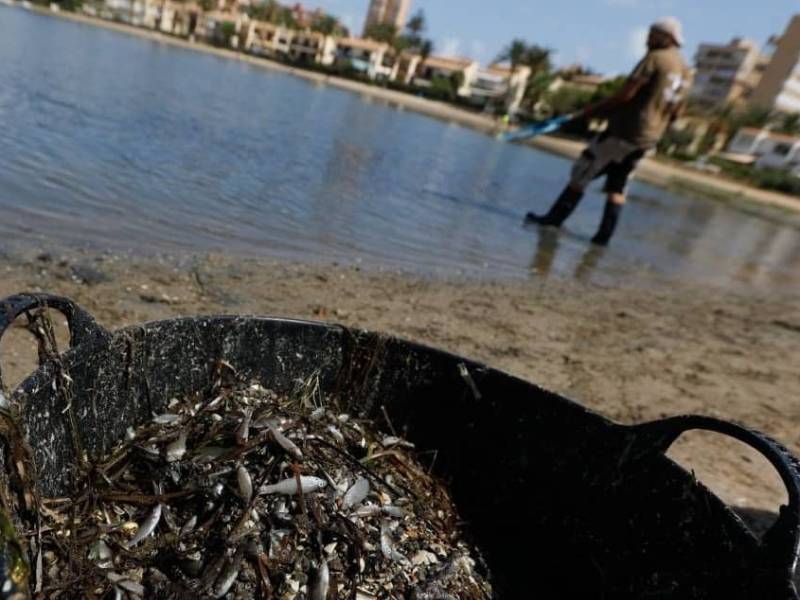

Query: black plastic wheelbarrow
left=1, top=292, right=799, bottom=599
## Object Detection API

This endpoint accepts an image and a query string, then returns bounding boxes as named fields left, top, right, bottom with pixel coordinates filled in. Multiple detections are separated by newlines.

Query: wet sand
left=1, top=249, right=798, bottom=523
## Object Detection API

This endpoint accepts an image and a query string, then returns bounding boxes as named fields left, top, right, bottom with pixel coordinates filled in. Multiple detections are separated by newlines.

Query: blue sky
left=312, top=0, right=799, bottom=75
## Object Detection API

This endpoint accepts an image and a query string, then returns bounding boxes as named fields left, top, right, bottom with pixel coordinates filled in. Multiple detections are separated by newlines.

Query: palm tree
left=496, top=39, right=528, bottom=73
left=521, top=45, right=552, bottom=76
left=406, top=9, right=426, bottom=40
left=496, top=40, right=552, bottom=75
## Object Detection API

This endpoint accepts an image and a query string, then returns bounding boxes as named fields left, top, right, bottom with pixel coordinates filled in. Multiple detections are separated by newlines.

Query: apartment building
left=159, top=2, right=201, bottom=37
left=289, top=31, right=337, bottom=66
left=690, top=38, right=762, bottom=109
left=727, top=127, right=800, bottom=175
left=197, top=11, right=247, bottom=48
left=335, top=37, right=393, bottom=80
left=363, top=0, right=410, bottom=35
left=467, top=65, right=532, bottom=113
left=412, top=56, right=477, bottom=97
left=749, top=15, right=800, bottom=114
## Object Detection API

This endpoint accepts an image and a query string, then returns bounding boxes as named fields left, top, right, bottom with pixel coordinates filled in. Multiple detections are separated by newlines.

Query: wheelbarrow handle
left=628, top=415, right=800, bottom=576
left=0, top=293, right=109, bottom=391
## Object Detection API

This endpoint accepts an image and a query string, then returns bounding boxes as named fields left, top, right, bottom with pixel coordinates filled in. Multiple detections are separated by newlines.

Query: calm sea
left=1, top=6, right=799, bottom=291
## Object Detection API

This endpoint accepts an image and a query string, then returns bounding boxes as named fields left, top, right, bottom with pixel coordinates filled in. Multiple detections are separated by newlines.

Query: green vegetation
left=364, top=9, right=434, bottom=60
left=311, top=14, right=347, bottom=37
left=427, top=72, right=465, bottom=102
left=495, top=40, right=552, bottom=76
left=363, top=22, right=398, bottom=43
left=709, top=157, right=800, bottom=196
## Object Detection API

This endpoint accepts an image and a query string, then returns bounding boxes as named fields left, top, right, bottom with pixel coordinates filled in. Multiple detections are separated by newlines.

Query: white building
left=411, top=55, right=477, bottom=97
left=363, top=0, right=410, bottom=36
left=727, top=127, right=800, bottom=175
left=334, top=37, right=393, bottom=80
left=289, top=31, right=337, bottom=66
left=690, top=38, right=763, bottom=109
left=464, top=64, right=532, bottom=113
left=750, top=15, right=800, bottom=114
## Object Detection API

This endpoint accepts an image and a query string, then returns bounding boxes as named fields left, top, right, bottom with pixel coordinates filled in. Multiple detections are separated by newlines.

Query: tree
left=311, top=13, right=347, bottom=36
left=590, top=76, right=627, bottom=103
left=419, top=39, right=433, bottom=62
left=405, top=9, right=426, bottom=43
left=496, top=40, right=552, bottom=76
left=496, top=39, right=528, bottom=73
left=521, top=45, right=552, bottom=76
left=777, top=112, right=800, bottom=135
left=364, top=22, right=398, bottom=43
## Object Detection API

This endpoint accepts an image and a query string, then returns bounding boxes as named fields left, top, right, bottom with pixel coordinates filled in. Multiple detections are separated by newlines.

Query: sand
left=1, top=249, right=799, bottom=523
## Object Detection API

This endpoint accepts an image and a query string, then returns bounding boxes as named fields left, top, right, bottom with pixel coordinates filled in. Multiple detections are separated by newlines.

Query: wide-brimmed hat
left=652, top=17, right=684, bottom=46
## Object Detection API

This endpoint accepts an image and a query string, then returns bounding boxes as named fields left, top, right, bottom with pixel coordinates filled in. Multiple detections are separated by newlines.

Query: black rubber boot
left=591, top=201, right=623, bottom=246
left=525, top=186, right=583, bottom=227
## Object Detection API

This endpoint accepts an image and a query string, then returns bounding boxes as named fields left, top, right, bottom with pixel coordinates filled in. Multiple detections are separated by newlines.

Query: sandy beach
left=1, top=249, right=798, bottom=522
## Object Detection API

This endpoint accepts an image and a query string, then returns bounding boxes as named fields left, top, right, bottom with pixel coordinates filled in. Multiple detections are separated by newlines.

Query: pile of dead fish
left=31, top=381, right=493, bottom=599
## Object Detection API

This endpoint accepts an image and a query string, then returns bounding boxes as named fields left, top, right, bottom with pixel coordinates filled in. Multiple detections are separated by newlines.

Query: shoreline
left=24, top=4, right=800, bottom=216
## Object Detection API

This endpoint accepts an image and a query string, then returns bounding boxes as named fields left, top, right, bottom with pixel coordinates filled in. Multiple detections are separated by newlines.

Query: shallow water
left=1, top=6, right=799, bottom=292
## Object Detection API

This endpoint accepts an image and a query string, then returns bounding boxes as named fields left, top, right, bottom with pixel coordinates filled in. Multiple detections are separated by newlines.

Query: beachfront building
left=463, top=64, right=532, bottom=113
left=390, top=52, right=422, bottom=84
left=289, top=31, right=337, bottom=66
left=244, top=21, right=288, bottom=57
left=159, top=1, right=201, bottom=37
left=197, top=10, right=248, bottom=48
left=363, top=0, right=410, bottom=36
left=334, top=37, right=393, bottom=80
left=548, top=72, right=609, bottom=95
left=749, top=15, right=800, bottom=114
left=411, top=55, right=477, bottom=97
left=690, top=38, right=763, bottom=109
left=727, top=127, right=800, bottom=175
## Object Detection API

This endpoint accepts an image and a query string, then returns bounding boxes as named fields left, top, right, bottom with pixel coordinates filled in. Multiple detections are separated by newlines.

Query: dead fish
left=213, top=547, right=244, bottom=598
left=107, top=573, right=144, bottom=597
left=126, top=504, right=162, bottom=548
left=88, top=540, right=113, bottom=562
left=268, top=425, right=303, bottom=461
left=195, top=446, right=229, bottom=463
left=327, top=425, right=345, bottom=445
left=352, top=505, right=382, bottom=518
left=165, top=432, right=188, bottom=463
left=118, top=580, right=145, bottom=597
left=381, top=436, right=415, bottom=449
left=380, top=521, right=408, bottom=564
left=236, top=409, right=252, bottom=446
left=237, top=465, right=253, bottom=503
left=0, top=390, right=11, bottom=410
left=180, top=516, right=197, bottom=538
left=381, top=506, right=406, bottom=518
left=258, top=476, right=327, bottom=496
left=343, top=477, right=370, bottom=509
left=152, top=413, right=182, bottom=425
left=308, top=559, right=329, bottom=600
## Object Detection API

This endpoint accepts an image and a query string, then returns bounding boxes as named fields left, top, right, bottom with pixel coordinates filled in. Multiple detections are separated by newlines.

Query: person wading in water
left=525, top=17, right=692, bottom=245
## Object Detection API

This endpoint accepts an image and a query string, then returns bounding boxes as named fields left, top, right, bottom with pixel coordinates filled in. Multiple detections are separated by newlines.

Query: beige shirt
left=607, top=47, right=692, bottom=148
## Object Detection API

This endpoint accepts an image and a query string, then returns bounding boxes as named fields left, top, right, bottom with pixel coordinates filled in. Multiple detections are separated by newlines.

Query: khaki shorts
left=569, top=134, right=647, bottom=194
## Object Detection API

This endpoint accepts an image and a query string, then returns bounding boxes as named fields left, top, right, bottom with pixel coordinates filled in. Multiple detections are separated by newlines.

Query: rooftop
left=337, top=37, right=388, bottom=52
left=740, top=127, right=800, bottom=144
left=420, top=55, right=475, bottom=70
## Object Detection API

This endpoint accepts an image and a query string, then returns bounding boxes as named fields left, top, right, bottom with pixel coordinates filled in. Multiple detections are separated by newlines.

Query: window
left=773, top=143, right=792, bottom=156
